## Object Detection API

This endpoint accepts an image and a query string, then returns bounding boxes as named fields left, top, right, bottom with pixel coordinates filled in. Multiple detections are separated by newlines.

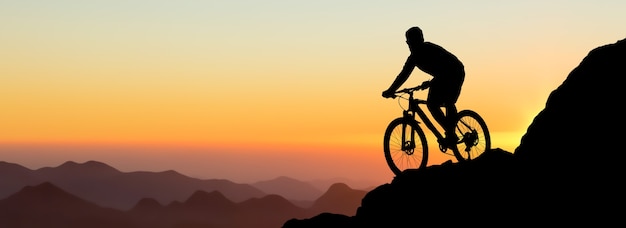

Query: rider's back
left=408, top=42, right=465, bottom=80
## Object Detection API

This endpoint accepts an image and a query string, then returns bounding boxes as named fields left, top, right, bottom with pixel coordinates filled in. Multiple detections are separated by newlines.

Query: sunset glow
left=2, top=1, right=625, bottom=183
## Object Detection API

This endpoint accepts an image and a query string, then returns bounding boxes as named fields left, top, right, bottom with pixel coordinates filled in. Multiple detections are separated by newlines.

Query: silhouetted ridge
left=240, top=194, right=298, bottom=212
left=0, top=161, right=42, bottom=199
left=8, top=182, right=87, bottom=205
left=239, top=194, right=309, bottom=228
left=0, top=182, right=133, bottom=228
left=1, top=160, right=267, bottom=210
left=283, top=38, right=626, bottom=227
left=310, top=183, right=367, bottom=216
left=130, top=198, right=162, bottom=211
left=59, top=160, right=120, bottom=172
left=60, top=160, right=79, bottom=166
left=183, top=190, right=235, bottom=209
left=326, top=182, right=350, bottom=192
left=157, top=169, right=184, bottom=177
left=37, top=160, right=121, bottom=179
left=252, top=176, right=324, bottom=201
left=1, top=162, right=371, bottom=228
left=0, top=161, right=33, bottom=173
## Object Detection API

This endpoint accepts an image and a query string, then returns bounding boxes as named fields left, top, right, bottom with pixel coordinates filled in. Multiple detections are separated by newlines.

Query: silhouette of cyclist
left=382, top=26, right=465, bottom=145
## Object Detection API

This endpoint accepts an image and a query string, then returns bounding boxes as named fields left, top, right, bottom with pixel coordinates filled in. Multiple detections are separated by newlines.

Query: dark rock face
left=283, top=38, right=626, bottom=227
left=353, top=149, right=522, bottom=227
left=515, top=38, right=626, bottom=168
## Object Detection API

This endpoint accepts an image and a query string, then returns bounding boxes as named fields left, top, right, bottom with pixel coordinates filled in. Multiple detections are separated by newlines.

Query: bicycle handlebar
left=394, top=81, right=430, bottom=95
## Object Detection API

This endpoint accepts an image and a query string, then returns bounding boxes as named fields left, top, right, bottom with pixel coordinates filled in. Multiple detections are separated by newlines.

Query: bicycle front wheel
left=383, top=118, right=428, bottom=175
left=452, top=110, right=491, bottom=161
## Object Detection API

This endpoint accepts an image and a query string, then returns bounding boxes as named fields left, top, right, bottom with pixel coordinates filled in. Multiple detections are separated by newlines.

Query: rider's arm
left=386, top=56, right=415, bottom=92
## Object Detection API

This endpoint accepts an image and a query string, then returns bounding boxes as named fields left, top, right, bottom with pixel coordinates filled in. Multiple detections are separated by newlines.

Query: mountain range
left=0, top=160, right=375, bottom=210
left=0, top=160, right=369, bottom=228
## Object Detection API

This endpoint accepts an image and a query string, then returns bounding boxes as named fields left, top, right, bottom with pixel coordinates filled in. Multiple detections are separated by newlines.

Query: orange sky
left=1, top=1, right=625, bottom=184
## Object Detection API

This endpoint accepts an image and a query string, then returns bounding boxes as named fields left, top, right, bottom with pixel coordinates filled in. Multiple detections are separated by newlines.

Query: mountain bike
left=383, top=82, right=491, bottom=175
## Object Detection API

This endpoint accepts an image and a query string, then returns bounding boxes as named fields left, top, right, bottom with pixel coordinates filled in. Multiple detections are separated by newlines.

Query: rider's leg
left=428, top=102, right=455, bottom=148
left=444, top=103, right=458, bottom=139
left=427, top=80, right=457, bottom=144
left=426, top=102, right=449, bottom=135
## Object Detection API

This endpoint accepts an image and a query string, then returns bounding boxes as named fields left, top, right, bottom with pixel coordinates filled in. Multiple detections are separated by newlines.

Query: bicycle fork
left=401, top=111, right=416, bottom=155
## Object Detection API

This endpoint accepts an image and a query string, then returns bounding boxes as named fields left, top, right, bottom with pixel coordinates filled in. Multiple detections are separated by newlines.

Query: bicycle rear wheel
left=452, top=110, right=491, bottom=161
left=383, top=118, right=428, bottom=175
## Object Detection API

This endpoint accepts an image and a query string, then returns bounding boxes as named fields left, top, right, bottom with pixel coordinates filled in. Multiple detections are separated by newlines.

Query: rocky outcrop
left=515, top=38, right=625, bottom=168
left=283, top=38, right=626, bottom=227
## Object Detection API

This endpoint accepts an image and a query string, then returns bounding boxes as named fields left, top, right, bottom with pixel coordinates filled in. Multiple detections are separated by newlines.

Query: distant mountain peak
left=59, top=160, right=79, bottom=166
left=255, top=176, right=301, bottom=185
left=186, top=190, right=226, bottom=202
left=54, top=160, right=120, bottom=173
left=159, top=169, right=184, bottom=176
left=184, top=190, right=234, bottom=208
left=308, top=181, right=367, bottom=216
left=252, top=176, right=323, bottom=201
left=24, top=181, right=59, bottom=192
left=318, top=182, right=364, bottom=200
left=130, top=198, right=162, bottom=211
left=240, top=194, right=298, bottom=211
left=6, top=182, right=88, bottom=205
left=84, top=160, right=112, bottom=167
left=0, top=161, right=32, bottom=172
left=327, top=182, right=352, bottom=192
left=273, top=176, right=299, bottom=181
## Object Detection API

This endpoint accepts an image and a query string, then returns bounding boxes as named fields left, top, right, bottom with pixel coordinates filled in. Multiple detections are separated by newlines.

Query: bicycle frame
left=402, top=90, right=446, bottom=144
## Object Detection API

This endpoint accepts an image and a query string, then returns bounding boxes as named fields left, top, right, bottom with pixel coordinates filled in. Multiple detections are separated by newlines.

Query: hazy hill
left=0, top=160, right=266, bottom=210
left=0, top=180, right=364, bottom=228
left=0, top=161, right=42, bottom=198
left=130, top=190, right=241, bottom=228
left=283, top=38, right=626, bottom=227
left=308, top=183, right=367, bottom=216
left=37, top=160, right=121, bottom=179
left=251, top=176, right=375, bottom=209
left=0, top=182, right=134, bottom=228
left=0, top=160, right=371, bottom=210
left=308, top=177, right=380, bottom=192
left=252, top=176, right=324, bottom=201
left=130, top=182, right=364, bottom=227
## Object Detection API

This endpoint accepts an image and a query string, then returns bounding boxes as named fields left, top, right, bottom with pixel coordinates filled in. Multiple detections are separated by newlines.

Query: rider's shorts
left=427, top=74, right=464, bottom=106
